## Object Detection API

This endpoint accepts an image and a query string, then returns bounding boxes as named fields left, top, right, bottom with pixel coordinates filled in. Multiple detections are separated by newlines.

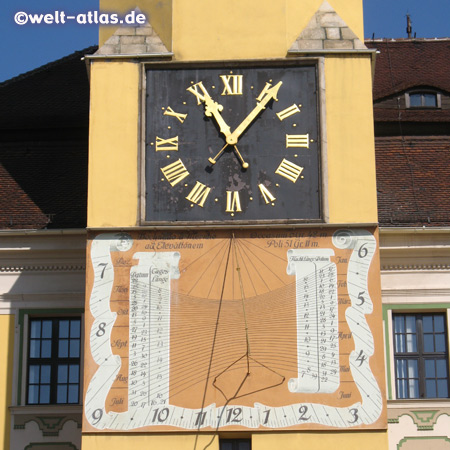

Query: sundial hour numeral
left=258, top=184, right=276, bottom=204
left=286, top=133, right=309, bottom=148
left=225, top=191, right=242, bottom=213
left=155, top=136, right=179, bottom=151
left=164, top=106, right=187, bottom=123
left=220, top=74, right=243, bottom=95
left=277, top=104, right=301, bottom=121
left=160, top=159, right=189, bottom=186
left=186, top=81, right=209, bottom=104
left=275, top=159, right=304, bottom=183
left=186, top=181, right=211, bottom=207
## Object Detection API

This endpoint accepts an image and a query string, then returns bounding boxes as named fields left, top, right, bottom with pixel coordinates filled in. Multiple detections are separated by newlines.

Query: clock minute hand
left=226, top=81, right=282, bottom=146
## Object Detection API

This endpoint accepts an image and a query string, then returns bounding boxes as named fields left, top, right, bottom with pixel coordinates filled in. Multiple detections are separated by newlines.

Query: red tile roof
left=375, top=136, right=450, bottom=227
left=366, top=39, right=450, bottom=101
left=0, top=48, right=94, bottom=230
left=0, top=163, right=49, bottom=229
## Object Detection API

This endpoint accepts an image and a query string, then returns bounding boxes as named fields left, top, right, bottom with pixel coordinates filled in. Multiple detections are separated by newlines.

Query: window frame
left=17, top=310, right=84, bottom=407
left=219, top=438, right=252, bottom=450
left=405, top=90, right=441, bottom=109
left=393, top=312, right=450, bottom=400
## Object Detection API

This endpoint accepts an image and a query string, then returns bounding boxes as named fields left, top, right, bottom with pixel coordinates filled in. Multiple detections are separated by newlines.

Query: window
left=220, top=439, right=251, bottom=450
left=406, top=91, right=440, bottom=108
left=27, top=317, right=81, bottom=405
left=393, top=313, right=449, bottom=399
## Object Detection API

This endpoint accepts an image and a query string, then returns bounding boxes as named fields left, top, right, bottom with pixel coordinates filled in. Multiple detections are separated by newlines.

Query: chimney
left=406, top=14, right=412, bottom=38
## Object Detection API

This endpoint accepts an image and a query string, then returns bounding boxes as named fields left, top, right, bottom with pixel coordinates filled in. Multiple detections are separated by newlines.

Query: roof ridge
left=0, top=45, right=97, bottom=87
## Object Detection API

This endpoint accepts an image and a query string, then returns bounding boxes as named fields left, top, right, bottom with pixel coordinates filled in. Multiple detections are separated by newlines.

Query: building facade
left=2, top=4, right=449, bottom=450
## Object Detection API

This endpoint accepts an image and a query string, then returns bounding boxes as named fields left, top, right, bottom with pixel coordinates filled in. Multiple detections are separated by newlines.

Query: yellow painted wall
left=82, top=431, right=387, bottom=449
left=253, top=431, right=388, bottom=450
left=88, top=61, right=140, bottom=227
left=0, top=315, right=14, bottom=450
left=325, top=55, right=377, bottom=223
left=82, top=433, right=219, bottom=449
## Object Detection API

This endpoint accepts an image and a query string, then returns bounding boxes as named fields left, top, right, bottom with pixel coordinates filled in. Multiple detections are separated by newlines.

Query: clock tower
left=82, top=1, right=386, bottom=449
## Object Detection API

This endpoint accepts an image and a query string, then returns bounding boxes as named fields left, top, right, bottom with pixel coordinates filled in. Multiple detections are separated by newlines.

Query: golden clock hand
left=204, top=96, right=232, bottom=139
left=208, top=143, right=229, bottom=165
left=226, top=81, right=282, bottom=146
left=208, top=144, right=249, bottom=169
left=232, top=145, right=249, bottom=169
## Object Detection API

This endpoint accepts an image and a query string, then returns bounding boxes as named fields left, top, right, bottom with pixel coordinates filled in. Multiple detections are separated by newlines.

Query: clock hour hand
left=204, top=96, right=232, bottom=139
left=226, top=81, right=282, bottom=146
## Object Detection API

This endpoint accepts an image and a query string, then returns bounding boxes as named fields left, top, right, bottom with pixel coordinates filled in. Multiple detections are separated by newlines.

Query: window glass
left=409, top=93, right=422, bottom=107
left=424, top=93, right=437, bottom=107
left=27, top=317, right=81, bottom=405
left=393, top=314, right=449, bottom=399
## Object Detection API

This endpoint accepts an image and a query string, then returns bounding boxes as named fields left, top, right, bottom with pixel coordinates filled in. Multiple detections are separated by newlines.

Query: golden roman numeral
left=225, top=191, right=242, bottom=213
left=220, top=75, right=243, bottom=95
left=164, top=106, right=187, bottom=123
left=160, top=159, right=189, bottom=186
left=275, top=159, right=304, bottom=183
left=286, top=133, right=309, bottom=148
left=256, top=82, right=272, bottom=101
left=258, top=184, right=276, bottom=204
left=186, top=181, right=211, bottom=207
left=276, top=104, right=301, bottom=121
left=155, top=136, right=179, bottom=151
left=186, top=81, right=209, bottom=105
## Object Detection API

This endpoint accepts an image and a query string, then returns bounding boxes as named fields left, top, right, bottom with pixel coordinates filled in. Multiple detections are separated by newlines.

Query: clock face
left=143, top=62, right=322, bottom=224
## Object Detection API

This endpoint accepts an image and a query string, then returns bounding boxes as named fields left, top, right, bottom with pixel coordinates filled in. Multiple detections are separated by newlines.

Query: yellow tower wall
left=0, top=315, right=14, bottom=450
left=88, top=0, right=377, bottom=228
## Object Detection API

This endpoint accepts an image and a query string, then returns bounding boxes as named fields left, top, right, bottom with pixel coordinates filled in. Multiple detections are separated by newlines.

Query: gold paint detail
left=160, top=159, right=190, bottom=186
left=227, top=81, right=282, bottom=146
left=164, top=106, right=187, bottom=123
left=225, top=191, right=242, bottom=213
left=220, top=75, right=243, bottom=96
left=155, top=136, right=179, bottom=151
left=258, top=184, right=276, bottom=204
left=286, top=134, right=309, bottom=148
left=275, top=159, right=304, bottom=183
left=186, top=81, right=209, bottom=105
left=276, top=104, right=301, bottom=121
left=186, top=181, right=211, bottom=208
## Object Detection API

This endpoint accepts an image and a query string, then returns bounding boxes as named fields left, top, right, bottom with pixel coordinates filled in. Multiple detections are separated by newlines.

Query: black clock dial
left=144, top=62, right=322, bottom=224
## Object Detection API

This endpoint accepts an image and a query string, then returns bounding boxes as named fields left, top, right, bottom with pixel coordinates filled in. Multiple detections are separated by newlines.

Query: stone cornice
left=0, top=264, right=85, bottom=273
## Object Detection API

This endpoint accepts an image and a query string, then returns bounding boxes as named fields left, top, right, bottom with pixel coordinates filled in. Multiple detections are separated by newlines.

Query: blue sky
left=0, top=0, right=449, bottom=83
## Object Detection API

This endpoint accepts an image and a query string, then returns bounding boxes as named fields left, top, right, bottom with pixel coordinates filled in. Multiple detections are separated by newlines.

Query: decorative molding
left=95, top=8, right=169, bottom=56
left=381, top=263, right=450, bottom=271
left=12, top=409, right=82, bottom=437
left=0, top=264, right=85, bottom=273
left=387, top=406, right=450, bottom=431
left=288, top=0, right=366, bottom=53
